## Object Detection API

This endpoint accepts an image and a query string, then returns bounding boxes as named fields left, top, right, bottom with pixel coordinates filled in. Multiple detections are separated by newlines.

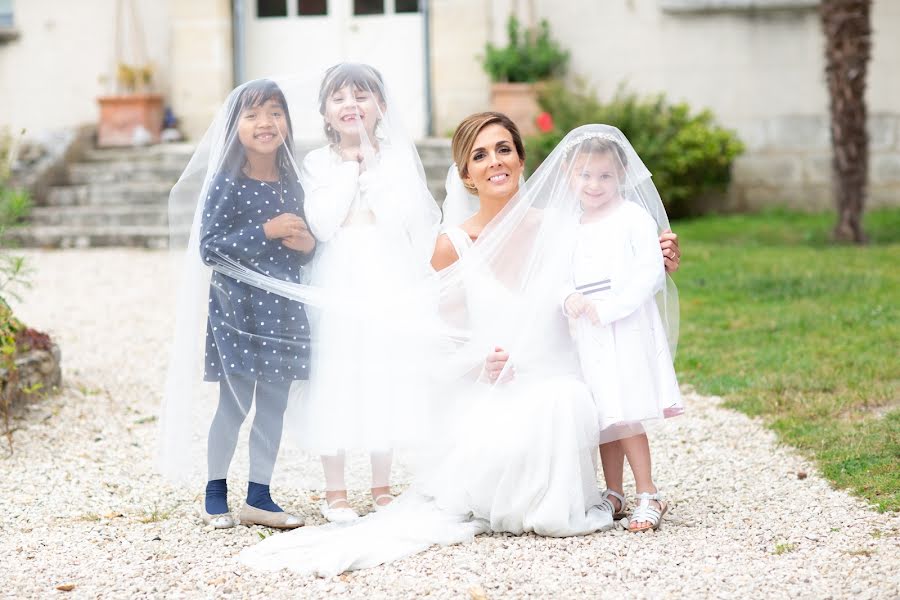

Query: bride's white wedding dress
left=238, top=227, right=611, bottom=576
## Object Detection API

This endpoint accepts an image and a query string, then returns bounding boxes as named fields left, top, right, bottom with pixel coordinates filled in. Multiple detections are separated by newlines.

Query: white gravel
left=1, top=248, right=898, bottom=599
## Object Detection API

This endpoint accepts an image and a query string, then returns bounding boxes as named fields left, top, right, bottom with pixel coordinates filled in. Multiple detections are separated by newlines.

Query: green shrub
left=0, top=187, right=31, bottom=227
left=526, top=81, right=744, bottom=217
left=0, top=128, right=31, bottom=301
left=0, top=128, right=36, bottom=452
left=483, top=16, right=569, bottom=83
left=0, top=128, right=31, bottom=229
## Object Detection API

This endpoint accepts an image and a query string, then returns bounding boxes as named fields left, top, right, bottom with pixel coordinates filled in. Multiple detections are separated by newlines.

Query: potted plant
left=96, top=62, right=164, bottom=147
left=483, top=15, right=569, bottom=135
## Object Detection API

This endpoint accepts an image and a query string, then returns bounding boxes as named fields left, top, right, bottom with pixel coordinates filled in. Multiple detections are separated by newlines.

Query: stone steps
left=29, top=205, right=194, bottom=227
left=67, top=162, right=185, bottom=185
left=80, top=143, right=195, bottom=164
left=16, top=139, right=453, bottom=248
left=4, top=225, right=173, bottom=249
left=45, top=182, right=174, bottom=207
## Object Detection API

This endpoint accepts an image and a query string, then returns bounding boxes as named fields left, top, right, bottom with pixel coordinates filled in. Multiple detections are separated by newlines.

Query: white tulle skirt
left=293, top=224, right=432, bottom=454
left=240, top=371, right=612, bottom=576
left=572, top=302, right=683, bottom=444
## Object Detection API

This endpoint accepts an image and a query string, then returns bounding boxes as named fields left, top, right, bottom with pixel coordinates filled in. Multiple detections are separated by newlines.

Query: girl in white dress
left=294, top=64, right=441, bottom=521
left=560, top=130, right=683, bottom=532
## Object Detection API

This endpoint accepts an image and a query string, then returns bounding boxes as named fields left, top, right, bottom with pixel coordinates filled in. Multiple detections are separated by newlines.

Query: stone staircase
left=7, top=139, right=452, bottom=249
left=8, top=144, right=194, bottom=249
left=416, top=138, right=452, bottom=204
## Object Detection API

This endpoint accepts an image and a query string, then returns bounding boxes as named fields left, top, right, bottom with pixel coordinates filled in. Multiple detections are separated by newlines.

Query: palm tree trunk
left=820, top=0, right=872, bottom=244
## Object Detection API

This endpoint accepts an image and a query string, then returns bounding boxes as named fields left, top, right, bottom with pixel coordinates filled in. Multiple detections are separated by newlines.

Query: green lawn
left=673, top=208, right=900, bottom=512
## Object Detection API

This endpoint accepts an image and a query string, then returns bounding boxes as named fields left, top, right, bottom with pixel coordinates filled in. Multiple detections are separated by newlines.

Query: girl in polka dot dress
left=198, top=79, right=316, bottom=529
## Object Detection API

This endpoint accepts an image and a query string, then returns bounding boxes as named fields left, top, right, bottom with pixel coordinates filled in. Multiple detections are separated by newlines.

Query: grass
left=138, top=504, right=177, bottom=524
left=773, top=542, right=797, bottom=555
left=673, top=207, right=900, bottom=512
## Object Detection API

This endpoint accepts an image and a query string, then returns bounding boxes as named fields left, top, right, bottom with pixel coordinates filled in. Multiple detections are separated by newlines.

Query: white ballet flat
left=199, top=505, right=236, bottom=529
left=238, top=503, right=304, bottom=529
left=320, top=499, right=360, bottom=523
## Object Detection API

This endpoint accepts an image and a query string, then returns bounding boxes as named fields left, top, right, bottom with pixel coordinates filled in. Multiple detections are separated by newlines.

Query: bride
left=237, top=113, right=679, bottom=576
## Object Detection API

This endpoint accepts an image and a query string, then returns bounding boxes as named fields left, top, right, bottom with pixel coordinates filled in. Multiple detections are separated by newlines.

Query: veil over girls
left=158, top=68, right=441, bottom=523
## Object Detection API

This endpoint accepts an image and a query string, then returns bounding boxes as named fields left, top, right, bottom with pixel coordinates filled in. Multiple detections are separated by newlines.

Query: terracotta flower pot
left=97, top=93, right=164, bottom=147
left=490, top=82, right=544, bottom=137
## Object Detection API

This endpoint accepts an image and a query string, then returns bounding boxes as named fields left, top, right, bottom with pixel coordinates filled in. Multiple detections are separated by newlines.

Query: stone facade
left=1, top=0, right=898, bottom=211
left=730, top=114, right=900, bottom=211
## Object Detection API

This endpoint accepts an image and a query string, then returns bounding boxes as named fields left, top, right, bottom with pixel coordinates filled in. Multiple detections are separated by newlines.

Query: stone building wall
left=2, top=0, right=897, bottom=211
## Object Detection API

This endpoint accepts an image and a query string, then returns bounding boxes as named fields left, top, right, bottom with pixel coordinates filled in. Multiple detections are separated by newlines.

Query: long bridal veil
left=158, top=65, right=442, bottom=489
left=236, top=123, right=680, bottom=575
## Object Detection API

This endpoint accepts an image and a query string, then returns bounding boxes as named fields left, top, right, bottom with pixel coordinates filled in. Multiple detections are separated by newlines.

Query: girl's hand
left=483, top=346, right=514, bottom=383
left=281, top=229, right=316, bottom=253
left=659, top=229, right=680, bottom=273
left=564, top=293, right=600, bottom=325
left=263, top=213, right=308, bottom=240
left=339, top=146, right=366, bottom=172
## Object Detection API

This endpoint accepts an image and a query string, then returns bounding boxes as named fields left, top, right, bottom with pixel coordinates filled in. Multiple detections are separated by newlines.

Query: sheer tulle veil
left=234, top=123, right=681, bottom=576
left=155, top=55, right=681, bottom=576
left=158, top=66, right=441, bottom=486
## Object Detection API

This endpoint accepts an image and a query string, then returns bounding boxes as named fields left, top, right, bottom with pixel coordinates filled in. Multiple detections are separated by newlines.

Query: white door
left=243, top=0, right=427, bottom=139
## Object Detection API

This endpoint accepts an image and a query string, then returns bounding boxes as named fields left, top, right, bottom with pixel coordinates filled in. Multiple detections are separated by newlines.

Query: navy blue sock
left=205, top=479, right=229, bottom=515
left=246, top=481, right=283, bottom=512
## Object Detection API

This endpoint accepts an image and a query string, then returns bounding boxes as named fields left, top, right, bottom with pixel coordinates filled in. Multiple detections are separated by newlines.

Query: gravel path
left=2, top=249, right=898, bottom=600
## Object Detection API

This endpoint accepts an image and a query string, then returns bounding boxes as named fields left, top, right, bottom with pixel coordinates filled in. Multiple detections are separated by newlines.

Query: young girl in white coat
left=561, top=130, right=683, bottom=532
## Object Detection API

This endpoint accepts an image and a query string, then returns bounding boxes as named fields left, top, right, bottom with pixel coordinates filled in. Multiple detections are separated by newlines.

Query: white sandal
left=372, top=494, right=394, bottom=511
left=597, top=489, right=627, bottom=520
left=625, top=491, right=667, bottom=532
left=320, top=498, right=359, bottom=523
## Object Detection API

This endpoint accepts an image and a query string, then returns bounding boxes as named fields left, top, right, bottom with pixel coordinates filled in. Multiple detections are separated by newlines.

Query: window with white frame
left=353, top=0, right=420, bottom=16
left=298, top=0, right=327, bottom=15
left=254, top=0, right=418, bottom=19
left=395, top=0, right=419, bottom=13
left=257, top=0, right=287, bottom=18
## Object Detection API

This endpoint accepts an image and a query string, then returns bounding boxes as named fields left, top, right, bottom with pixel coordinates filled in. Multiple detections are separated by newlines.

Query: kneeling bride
left=240, top=115, right=676, bottom=576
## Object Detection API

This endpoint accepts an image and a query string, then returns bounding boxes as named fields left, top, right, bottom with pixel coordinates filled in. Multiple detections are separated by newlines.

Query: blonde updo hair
left=451, top=112, right=525, bottom=193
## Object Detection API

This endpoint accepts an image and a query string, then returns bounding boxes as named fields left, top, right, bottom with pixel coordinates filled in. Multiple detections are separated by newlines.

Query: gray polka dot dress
left=199, top=173, right=314, bottom=383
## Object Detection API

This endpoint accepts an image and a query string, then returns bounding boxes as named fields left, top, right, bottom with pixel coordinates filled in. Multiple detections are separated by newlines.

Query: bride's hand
left=660, top=229, right=680, bottom=273
left=484, top=346, right=514, bottom=383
